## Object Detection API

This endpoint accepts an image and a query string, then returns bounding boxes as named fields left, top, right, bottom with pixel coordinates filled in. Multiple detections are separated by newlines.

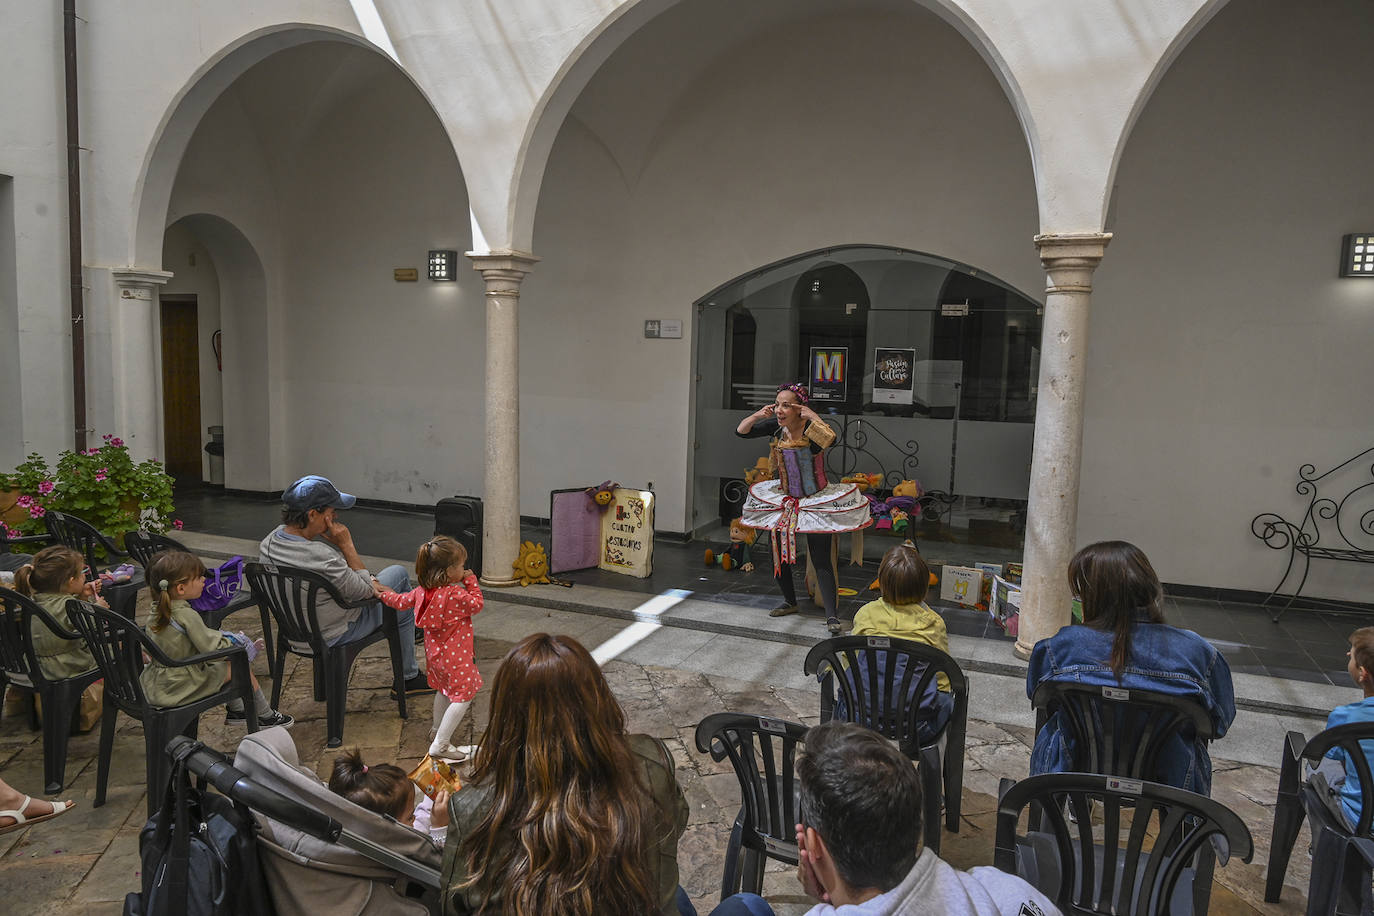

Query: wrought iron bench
left=1251, top=446, right=1374, bottom=621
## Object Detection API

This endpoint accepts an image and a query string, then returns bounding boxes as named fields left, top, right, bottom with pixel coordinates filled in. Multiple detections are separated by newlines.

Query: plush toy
left=512, top=541, right=551, bottom=586
left=743, top=456, right=773, bottom=486
left=585, top=480, right=617, bottom=511
left=892, top=479, right=923, bottom=500
left=704, top=518, right=757, bottom=572
left=841, top=472, right=882, bottom=492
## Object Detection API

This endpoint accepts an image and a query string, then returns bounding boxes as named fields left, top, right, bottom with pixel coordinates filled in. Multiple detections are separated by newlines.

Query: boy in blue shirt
left=1313, top=626, right=1374, bottom=829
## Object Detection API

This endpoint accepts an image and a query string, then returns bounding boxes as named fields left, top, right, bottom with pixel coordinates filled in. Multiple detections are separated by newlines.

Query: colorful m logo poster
left=809, top=347, right=847, bottom=403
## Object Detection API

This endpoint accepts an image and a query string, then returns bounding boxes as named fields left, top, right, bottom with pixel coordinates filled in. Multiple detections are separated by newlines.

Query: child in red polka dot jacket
left=377, top=535, right=483, bottom=762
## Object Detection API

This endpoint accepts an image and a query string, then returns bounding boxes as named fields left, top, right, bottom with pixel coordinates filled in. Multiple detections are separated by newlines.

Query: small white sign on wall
left=644, top=319, right=683, bottom=339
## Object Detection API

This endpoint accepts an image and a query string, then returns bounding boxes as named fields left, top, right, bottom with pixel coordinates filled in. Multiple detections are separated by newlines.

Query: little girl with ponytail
left=328, top=747, right=449, bottom=845
left=13, top=545, right=100, bottom=678
left=140, top=550, right=292, bottom=728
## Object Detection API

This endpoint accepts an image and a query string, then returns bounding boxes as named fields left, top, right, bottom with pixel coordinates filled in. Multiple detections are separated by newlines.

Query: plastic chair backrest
left=694, top=712, right=807, bottom=863
left=1032, top=681, right=1215, bottom=780
left=995, top=772, right=1253, bottom=916
left=804, top=635, right=967, bottom=746
left=0, top=586, right=46, bottom=683
left=244, top=562, right=350, bottom=649
left=125, top=531, right=190, bottom=573
left=65, top=598, right=154, bottom=716
left=44, top=510, right=120, bottom=569
left=1299, top=722, right=1374, bottom=837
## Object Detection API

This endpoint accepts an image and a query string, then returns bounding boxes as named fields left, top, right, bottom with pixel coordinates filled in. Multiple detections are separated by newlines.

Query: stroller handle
left=168, top=735, right=343, bottom=842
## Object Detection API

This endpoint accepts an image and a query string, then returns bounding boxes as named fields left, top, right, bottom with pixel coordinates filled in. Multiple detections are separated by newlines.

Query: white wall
left=161, top=221, right=225, bottom=479
left=526, top=0, right=1041, bottom=531
left=1083, top=0, right=1374, bottom=600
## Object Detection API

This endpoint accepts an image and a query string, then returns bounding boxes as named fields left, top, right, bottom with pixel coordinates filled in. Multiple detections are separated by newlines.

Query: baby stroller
left=170, top=728, right=443, bottom=915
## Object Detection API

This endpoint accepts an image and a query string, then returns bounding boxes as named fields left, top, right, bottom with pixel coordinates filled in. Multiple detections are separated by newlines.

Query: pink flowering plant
left=0, top=434, right=176, bottom=540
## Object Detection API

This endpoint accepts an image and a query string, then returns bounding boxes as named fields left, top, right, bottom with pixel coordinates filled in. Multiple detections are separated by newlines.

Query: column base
left=1012, top=639, right=1033, bottom=661
left=479, top=574, right=522, bottom=588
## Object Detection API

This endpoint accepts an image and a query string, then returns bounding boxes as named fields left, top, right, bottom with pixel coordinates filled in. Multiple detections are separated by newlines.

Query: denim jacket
left=1026, top=622, right=1236, bottom=794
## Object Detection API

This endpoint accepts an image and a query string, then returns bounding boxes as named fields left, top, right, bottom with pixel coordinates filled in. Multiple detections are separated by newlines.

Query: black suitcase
left=434, top=496, right=483, bottom=579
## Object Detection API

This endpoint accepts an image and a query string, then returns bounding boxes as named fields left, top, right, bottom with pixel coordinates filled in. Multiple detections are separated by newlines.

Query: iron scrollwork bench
left=1251, top=446, right=1374, bottom=621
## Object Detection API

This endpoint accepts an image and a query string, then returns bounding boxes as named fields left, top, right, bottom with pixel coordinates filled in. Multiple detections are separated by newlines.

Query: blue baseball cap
left=282, top=475, right=356, bottom=511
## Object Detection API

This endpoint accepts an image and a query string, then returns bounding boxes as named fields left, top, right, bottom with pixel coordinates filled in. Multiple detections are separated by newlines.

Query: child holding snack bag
left=329, top=748, right=459, bottom=845
left=377, top=536, right=483, bottom=763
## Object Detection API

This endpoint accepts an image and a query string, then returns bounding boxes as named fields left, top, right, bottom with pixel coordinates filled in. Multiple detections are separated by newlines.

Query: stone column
left=109, top=268, right=174, bottom=462
left=467, top=250, right=539, bottom=587
left=1014, top=233, right=1110, bottom=659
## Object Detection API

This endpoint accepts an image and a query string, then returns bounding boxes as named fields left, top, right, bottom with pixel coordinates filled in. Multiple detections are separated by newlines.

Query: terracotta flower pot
left=1, top=489, right=30, bottom=531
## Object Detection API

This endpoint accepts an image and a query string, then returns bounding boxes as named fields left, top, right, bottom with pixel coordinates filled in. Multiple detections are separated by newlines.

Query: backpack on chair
left=124, top=739, right=273, bottom=916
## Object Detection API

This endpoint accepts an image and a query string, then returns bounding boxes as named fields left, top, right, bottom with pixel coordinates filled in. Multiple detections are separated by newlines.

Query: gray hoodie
left=258, top=525, right=376, bottom=643
left=804, top=848, right=1060, bottom=916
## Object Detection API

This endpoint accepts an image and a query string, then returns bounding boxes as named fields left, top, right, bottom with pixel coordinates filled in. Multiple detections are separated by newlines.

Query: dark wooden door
left=160, top=297, right=202, bottom=482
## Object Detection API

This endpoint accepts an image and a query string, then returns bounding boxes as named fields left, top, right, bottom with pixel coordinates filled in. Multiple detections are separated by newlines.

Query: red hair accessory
left=776, top=382, right=810, bottom=404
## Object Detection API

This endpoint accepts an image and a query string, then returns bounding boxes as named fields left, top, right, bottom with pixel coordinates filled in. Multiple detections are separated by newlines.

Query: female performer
left=736, top=383, right=871, bottom=634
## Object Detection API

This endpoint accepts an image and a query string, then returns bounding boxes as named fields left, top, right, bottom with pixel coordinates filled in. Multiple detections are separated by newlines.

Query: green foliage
left=0, top=434, right=177, bottom=540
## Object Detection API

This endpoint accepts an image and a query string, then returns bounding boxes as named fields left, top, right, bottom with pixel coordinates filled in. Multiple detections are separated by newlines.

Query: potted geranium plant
left=0, top=434, right=179, bottom=542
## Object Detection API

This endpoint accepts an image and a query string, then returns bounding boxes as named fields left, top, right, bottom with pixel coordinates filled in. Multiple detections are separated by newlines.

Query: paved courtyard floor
left=0, top=579, right=1334, bottom=913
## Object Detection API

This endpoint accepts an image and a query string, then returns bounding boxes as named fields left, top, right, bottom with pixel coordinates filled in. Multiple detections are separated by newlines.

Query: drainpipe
left=64, top=0, right=86, bottom=451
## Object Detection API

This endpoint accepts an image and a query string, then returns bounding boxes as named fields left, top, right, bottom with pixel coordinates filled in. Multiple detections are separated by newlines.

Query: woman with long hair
left=1025, top=540, right=1236, bottom=794
left=442, top=633, right=770, bottom=916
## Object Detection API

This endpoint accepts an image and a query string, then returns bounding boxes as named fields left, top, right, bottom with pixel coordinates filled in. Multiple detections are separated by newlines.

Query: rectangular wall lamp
left=428, top=249, right=457, bottom=281
left=1341, top=234, right=1374, bottom=277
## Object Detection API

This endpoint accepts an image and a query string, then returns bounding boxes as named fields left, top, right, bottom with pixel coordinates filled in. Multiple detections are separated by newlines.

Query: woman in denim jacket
left=1026, top=541, right=1236, bottom=794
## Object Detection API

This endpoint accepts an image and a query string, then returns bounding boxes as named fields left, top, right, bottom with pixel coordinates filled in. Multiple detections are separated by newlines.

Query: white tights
left=430, top=693, right=471, bottom=753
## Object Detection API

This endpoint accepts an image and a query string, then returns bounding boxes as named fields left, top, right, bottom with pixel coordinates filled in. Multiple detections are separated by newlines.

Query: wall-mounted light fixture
left=1340, top=234, right=1374, bottom=277
left=428, top=249, right=457, bottom=281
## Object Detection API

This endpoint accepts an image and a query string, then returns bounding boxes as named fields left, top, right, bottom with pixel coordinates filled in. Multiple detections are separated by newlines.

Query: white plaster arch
left=131, top=23, right=465, bottom=267
left=1103, top=0, right=1232, bottom=226
left=163, top=212, right=278, bottom=490
left=503, top=0, right=1038, bottom=253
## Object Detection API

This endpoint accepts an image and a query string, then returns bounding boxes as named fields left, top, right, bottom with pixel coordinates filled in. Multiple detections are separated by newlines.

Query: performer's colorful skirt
left=742, top=481, right=872, bottom=574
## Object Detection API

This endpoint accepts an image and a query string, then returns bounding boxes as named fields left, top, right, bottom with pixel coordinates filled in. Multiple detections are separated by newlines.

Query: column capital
left=466, top=249, right=539, bottom=278
left=1033, top=233, right=1111, bottom=293
left=111, top=267, right=174, bottom=299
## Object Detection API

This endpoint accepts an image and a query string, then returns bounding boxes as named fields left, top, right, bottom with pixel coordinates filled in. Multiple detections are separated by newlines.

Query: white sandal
left=0, top=795, right=74, bottom=834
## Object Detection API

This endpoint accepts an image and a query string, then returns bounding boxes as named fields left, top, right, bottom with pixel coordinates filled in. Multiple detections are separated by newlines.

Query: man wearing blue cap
left=259, top=475, right=430, bottom=697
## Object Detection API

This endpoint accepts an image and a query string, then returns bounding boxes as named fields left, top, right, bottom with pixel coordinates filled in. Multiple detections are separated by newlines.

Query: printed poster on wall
left=809, top=347, right=848, bottom=403
left=873, top=348, right=915, bottom=405
left=599, top=487, right=655, bottom=578
left=940, top=565, right=983, bottom=607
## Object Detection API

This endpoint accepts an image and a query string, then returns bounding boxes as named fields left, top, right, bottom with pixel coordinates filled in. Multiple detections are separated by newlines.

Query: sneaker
left=429, top=742, right=467, bottom=764
left=391, top=673, right=436, bottom=699
left=227, top=707, right=294, bottom=728
left=768, top=603, right=799, bottom=618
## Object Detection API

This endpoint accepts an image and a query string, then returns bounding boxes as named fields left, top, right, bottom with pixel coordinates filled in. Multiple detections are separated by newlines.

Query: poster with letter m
left=809, top=347, right=847, bottom=403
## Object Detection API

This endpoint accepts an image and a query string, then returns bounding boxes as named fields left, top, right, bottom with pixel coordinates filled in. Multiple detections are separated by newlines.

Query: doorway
left=159, top=295, right=202, bottom=482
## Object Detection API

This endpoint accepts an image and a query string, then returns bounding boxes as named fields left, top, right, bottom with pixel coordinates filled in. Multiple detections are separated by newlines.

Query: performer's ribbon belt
left=772, top=495, right=801, bottom=576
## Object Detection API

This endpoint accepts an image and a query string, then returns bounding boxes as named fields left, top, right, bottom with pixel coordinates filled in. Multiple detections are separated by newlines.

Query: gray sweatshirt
left=804, top=848, right=1060, bottom=916
left=258, top=526, right=376, bottom=643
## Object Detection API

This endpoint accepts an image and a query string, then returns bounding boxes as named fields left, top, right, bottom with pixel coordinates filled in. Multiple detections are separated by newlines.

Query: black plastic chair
left=1266, top=722, right=1374, bottom=909
left=65, top=598, right=257, bottom=817
left=995, top=772, right=1252, bottom=916
left=124, top=530, right=271, bottom=667
left=694, top=712, right=807, bottom=902
left=1309, top=826, right=1374, bottom=916
left=44, top=511, right=144, bottom=619
left=0, top=587, right=102, bottom=794
left=245, top=561, right=406, bottom=749
left=803, top=635, right=968, bottom=853
left=1031, top=681, right=1216, bottom=782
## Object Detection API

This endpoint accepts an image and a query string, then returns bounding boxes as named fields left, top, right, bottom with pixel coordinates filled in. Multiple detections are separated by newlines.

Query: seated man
left=795, top=721, right=1059, bottom=916
left=259, top=475, right=429, bottom=697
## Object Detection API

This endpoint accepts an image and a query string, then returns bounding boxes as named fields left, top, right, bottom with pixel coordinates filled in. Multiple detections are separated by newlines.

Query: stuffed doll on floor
left=704, top=518, right=758, bottom=572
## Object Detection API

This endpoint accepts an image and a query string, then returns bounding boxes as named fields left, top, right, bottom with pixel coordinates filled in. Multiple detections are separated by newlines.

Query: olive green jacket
left=29, top=592, right=97, bottom=680
left=139, top=600, right=233, bottom=707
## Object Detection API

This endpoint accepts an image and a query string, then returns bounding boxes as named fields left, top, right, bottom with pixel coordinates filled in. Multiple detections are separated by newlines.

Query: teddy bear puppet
left=704, top=518, right=758, bottom=572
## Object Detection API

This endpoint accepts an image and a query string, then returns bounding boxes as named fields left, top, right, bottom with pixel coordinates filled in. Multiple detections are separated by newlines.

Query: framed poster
left=809, top=347, right=847, bottom=403
left=599, top=487, right=655, bottom=578
left=873, top=348, right=915, bottom=405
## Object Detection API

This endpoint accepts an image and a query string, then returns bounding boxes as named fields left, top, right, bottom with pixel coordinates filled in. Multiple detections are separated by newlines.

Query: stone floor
left=0, top=593, right=1325, bottom=915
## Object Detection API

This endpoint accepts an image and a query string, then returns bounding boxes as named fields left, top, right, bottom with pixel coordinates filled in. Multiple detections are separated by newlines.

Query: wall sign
left=393, top=268, right=419, bottom=282
left=644, top=319, right=683, bottom=339
left=873, top=348, right=915, bottom=404
left=809, top=347, right=847, bottom=403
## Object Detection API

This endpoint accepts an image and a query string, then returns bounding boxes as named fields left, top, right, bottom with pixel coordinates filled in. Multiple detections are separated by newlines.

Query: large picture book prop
left=550, top=486, right=655, bottom=578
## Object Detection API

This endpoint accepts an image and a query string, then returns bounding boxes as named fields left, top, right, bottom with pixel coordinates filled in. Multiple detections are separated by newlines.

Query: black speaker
left=434, top=496, right=483, bottom=579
